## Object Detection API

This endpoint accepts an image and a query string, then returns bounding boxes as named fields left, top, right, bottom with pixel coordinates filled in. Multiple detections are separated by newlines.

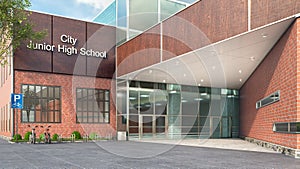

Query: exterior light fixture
left=250, top=56, right=255, bottom=61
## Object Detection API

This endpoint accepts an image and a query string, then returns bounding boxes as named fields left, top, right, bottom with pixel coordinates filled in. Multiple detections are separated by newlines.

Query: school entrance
left=117, top=81, right=239, bottom=140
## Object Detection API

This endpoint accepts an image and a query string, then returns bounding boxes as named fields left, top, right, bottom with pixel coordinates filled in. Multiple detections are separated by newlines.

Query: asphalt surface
left=0, top=138, right=299, bottom=169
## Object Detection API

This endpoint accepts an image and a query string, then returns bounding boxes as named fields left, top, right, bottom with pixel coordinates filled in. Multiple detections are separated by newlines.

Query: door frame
left=138, top=114, right=168, bottom=139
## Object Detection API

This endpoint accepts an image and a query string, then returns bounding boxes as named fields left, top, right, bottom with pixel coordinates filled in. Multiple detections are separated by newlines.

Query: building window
left=256, top=90, right=280, bottom=109
left=76, top=88, right=110, bottom=123
left=273, top=122, right=300, bottom=133
left=21, top=84, right=61, bottom=123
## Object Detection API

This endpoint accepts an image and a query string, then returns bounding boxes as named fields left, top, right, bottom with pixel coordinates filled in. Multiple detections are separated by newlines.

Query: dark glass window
left=290, top=122, right=300, bottom=132
left=274, top=122, right=300, bottom=133
left=21, top=84, right=61, bottom=123
left=273, top=123, right=288, bottom=132
left=140, top=82, right=154, bottom=89
left=76, top=88, right=110, bottom=123
left=256, top=91, right=280, bottom=109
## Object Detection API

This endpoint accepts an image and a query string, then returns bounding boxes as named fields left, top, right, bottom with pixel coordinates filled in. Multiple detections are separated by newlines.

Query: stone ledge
left=242, top=136, right=300, bottom=159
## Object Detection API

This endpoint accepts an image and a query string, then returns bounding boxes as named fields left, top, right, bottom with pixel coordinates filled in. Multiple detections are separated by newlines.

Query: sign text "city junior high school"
left=26, top=34, right=107, bottom=59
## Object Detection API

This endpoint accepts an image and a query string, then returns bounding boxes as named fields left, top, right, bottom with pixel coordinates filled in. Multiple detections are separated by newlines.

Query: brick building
left=0, top=12, right=117, bottom=140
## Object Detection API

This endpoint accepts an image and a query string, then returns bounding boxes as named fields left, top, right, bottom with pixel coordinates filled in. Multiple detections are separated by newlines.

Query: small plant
left=89, top=132, right=98, bottom=140
left=72, top=131, right=81, bottom=139
left=52, top=133, right=59, bottom=141
left=13, top=134, right=22, bottom=141
left=24, top=131, right=31, bottom=141
left=39, top=133, right=45, bottom=141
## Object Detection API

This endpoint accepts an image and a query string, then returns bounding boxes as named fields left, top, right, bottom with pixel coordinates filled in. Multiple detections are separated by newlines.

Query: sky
left=29, top=0, right=114, bottom=21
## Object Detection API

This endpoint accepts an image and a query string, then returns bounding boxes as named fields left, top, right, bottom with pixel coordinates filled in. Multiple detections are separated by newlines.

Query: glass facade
left=93, top=0, right=197, bottom=42
left=93, top=1, right=117, bottom=26
left=117, top=81, right=239, bottom=139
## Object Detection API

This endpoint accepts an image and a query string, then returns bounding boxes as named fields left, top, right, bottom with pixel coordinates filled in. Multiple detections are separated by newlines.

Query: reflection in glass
left=76, top=88, right=110, bottom=123
left=124, top=81, right=239, bottom=139
left=21, top=84, right=61, bottom=123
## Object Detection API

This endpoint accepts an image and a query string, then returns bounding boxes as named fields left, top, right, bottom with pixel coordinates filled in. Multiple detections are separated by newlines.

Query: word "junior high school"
left=26, top=34, right=107, bottom=59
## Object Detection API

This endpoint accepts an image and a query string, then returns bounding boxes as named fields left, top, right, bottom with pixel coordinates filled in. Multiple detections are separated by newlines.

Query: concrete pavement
left=0, top=138, right=300, bottom=168
left=135, top=138, right=276, bottom=153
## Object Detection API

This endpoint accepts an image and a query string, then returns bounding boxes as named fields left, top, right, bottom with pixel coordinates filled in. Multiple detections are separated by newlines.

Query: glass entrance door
left=221, top=117, right=231, bottom=138
left=139, top=115, right=168, bottom=138
left=210, top=116, right=231, bottom=138
left=211, top=117, right=221, bottom=138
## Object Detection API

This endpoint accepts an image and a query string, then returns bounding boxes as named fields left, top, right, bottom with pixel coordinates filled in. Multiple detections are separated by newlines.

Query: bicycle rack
left=71, top=134, right=75, bottom=143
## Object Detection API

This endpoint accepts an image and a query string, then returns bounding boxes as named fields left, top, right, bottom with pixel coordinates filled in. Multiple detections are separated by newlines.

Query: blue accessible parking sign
left=11, top=94, right=23, bottom=109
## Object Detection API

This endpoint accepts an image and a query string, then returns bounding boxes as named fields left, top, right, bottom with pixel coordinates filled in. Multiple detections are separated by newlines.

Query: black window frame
left=76, top=88, right=110, bottom=124
left=21, top=84, right=61, bottom=123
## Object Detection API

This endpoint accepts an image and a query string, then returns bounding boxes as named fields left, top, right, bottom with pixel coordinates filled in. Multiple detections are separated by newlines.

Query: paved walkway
left=0, top=138, right=299, bottom=168
left=136, top=138, right=276, bottom=153
left=0, top=137, right=10, bottom=145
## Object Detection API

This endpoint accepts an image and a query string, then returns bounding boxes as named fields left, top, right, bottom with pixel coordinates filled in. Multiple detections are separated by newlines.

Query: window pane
left=35, top=86, right=41, bottom=98
left=77, top=89, right=82, bottom=99
left=105, top=91, right=110, bottom=100
left=82, top=89, right=87, bottom=98
left=82, top=114, right=88, bottom=123
left=104, top=113, right=109, bottom=123
left=99, top=112, right=104, bottom=122
left=94, top=112, right=99, bottom=123
left=48, top=87, right=54, bottom=98
left=88, top=99, right=93, bottom=111
left=21, top=110, right=28, bottom=122
left=76, top=112, right=83, bottom=122
left=54, top=99, right=60, bottom=111
left=160, top=0, right=185, bottom=21
left=54, top=87, right=60, bottom=98
left=93, top=101, right=99, bottom=111
left=88, top=89, right=94, bottom=98
left=41, top=99, right=48, bottom=111
left=99, top=92, right=104, bottom=100
left=275, top=123, right=288, bottom=132
left=129, top=0, right=158, bottom=31
left=21, top=84, right=61, bottom=123
left=22, top=85, right=28, bottom=94
left=88, top=112, right=94, bottom=123
left=42, top=87, right=47, bottom=98
left=83, top=100, right=88, bottom=111
left=105, top=102, right=109, bottom=111
left=29, top=85, right=35, bottom=93
left=48, top=99, right=55, bottom=111
left=77, top=100, right=82, bottom=111
left=36, top=109, right=42, bottom=122
left=55, top=111, right=60, bottom=122
left=99, top=102, right=104, bottom=111
left=76, top=88, right=110, bottom=123
left=290, top=122, right=300, bottom=132
left=35, top=99, right=42, bottom=110
left=48, top=111, right=55, bottom=123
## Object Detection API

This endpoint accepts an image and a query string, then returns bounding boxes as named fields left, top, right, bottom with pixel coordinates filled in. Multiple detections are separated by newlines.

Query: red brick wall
left=240, top=19, right=299, bottom=149
left=251, top=0, right=300, bottom=29
left=297, top=18, right=300, bottom=149
left=14, top=71, right=116, bottom=138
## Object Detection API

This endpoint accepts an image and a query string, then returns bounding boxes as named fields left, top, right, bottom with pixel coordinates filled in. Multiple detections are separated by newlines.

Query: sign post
left=11, top=94, right=23, bottom=142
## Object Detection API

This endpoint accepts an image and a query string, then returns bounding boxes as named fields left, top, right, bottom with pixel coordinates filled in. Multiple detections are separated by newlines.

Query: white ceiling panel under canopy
left=118, top=16, right=295, bottom=89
